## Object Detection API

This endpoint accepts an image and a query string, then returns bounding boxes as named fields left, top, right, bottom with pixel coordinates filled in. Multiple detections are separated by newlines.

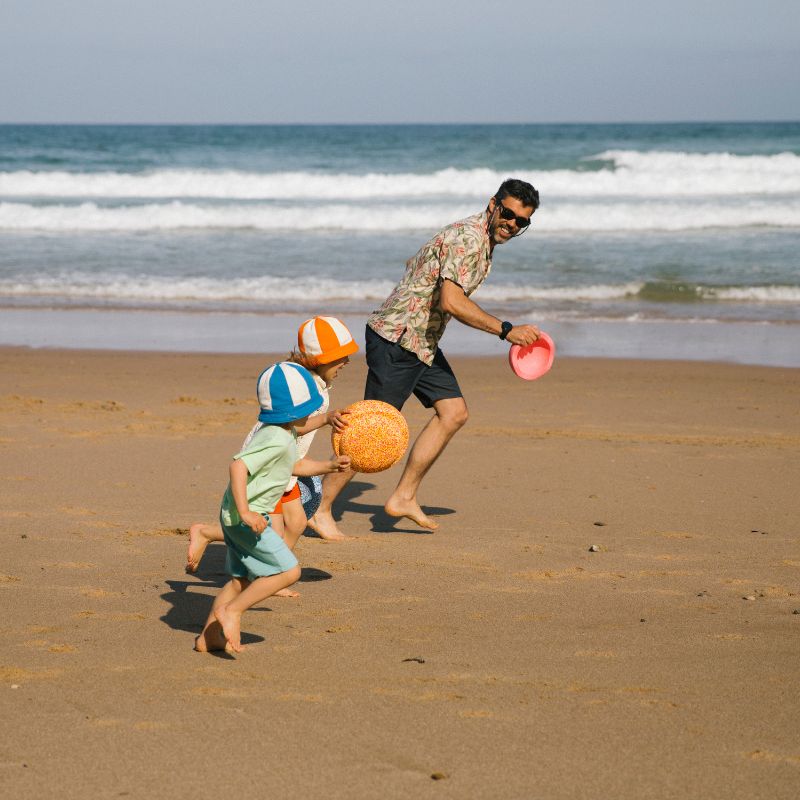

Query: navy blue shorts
left=363, top=325, right=463, bottom=410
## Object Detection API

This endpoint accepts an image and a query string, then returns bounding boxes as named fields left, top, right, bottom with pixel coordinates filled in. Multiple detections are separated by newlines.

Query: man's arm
left=439, top=278, right=540, bottom=346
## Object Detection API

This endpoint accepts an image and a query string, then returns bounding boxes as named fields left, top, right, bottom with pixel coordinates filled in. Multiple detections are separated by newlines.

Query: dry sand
left=1, top=346, right=798, bottom=799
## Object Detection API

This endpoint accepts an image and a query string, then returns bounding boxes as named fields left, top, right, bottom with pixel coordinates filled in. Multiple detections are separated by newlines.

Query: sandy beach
left=1, top=346, right=798, bottom=799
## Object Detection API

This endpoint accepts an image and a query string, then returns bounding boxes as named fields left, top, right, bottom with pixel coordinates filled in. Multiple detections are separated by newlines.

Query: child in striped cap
left=187, top=317, right=358, bottom=581
left=195, top=360, right=350, bottom=654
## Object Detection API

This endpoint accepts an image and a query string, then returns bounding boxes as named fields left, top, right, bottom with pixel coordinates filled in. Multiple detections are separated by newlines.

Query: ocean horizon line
left=2, top=119, right=800, bottom=128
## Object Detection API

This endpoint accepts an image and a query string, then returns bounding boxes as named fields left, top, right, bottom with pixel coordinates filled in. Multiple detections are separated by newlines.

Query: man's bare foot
left=384, top=496, right=439, bottom=530
left=274, top=587, right=300, bottom=598
left=307, top=510, right=351, bottom=541
left=214, top=603, right=243, bottom=653
left=194, top=622, right=228, bottom=653
left=186, top=523, right=211, bottom=573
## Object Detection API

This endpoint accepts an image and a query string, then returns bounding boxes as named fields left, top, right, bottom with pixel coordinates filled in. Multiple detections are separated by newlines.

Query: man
left=309, top=178, right=541, bottom=539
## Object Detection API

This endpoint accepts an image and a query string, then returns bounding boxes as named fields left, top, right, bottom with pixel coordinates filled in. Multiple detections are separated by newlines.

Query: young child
left=186, top=316, right=358, bottom=578
left=194, top=360, right=350, bottom=654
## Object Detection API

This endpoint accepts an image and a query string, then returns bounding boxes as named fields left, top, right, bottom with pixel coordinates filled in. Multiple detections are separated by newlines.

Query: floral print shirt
left=367, top=211, right=492, bottom=365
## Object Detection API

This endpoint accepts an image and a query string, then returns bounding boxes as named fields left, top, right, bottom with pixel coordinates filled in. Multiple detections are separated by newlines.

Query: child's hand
left=241, top=510, right=267, bottom=534
left=328, top=455, right=351, bottom=473
left=327, top=408, right=350, bottom=433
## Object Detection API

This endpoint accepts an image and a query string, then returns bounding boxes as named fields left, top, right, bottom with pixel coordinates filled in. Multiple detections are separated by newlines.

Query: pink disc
left=508, top=332, right=555, bottom=380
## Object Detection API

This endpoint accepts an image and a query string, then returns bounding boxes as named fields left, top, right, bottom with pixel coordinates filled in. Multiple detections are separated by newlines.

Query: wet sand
left=1, top=346, right=798, bottom=799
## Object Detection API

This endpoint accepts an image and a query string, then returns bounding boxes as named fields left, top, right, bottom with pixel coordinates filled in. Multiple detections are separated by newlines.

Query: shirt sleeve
left=235, top=433, right=284, bottom=476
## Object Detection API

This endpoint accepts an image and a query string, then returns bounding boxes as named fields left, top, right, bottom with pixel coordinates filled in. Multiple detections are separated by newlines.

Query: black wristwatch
left=499, top=321, right=513, bottom=340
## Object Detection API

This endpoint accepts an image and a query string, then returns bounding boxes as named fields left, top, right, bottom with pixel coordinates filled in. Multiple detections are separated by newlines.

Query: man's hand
left=326, top=408, right=351, bottom=433
left=506, top=324, right=540, bottom=346
left=241, top=510, right=267, bottom=534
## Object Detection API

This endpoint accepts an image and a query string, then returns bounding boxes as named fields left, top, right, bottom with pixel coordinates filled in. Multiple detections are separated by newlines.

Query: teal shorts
left=221, top=513, right=299, bottom=581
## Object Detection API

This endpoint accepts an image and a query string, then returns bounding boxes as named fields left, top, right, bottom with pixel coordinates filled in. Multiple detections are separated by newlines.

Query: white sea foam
left=3, top=272, right=797, bottom=306
left=0, top=272, right=396, bottom=303
left=2, top=197, right=799, bottom=233
left=708, top=285, right=800, bottom=302
left=476, top=283, right=644, bottom=301
left=2, top=150, right=800, bottom=201
left=0, top=168, right=499, bottom=200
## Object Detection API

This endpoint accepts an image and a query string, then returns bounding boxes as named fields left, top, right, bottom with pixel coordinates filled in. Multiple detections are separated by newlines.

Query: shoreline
left=2, top=306, right=799, bottom=367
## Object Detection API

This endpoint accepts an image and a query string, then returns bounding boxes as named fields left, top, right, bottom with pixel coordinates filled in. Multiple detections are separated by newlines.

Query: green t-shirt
left=220, top=424, right=297, bottom=526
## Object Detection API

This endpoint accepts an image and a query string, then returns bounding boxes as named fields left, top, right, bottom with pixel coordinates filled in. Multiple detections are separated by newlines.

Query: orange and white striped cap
left=297, top=316, right=358, bottom=365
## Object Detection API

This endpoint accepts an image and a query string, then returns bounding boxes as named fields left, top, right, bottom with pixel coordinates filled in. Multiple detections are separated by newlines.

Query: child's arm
left=293, top=408, right=351, bottom=436
left=293, top=454, right=351, bottom=477
left=229, top=458, right=267, bottom=534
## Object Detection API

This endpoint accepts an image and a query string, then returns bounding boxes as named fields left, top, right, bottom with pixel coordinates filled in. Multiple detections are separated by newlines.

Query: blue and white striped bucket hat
left=256, top=362, right=324, bottom=424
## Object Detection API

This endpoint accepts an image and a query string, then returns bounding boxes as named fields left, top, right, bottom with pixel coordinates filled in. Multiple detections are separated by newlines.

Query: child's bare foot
left=307, top=510, right=350, bottom=541
left=186, top=523, right=211, bottom=573
left=214, top=603, right=243, bottom=653
left=274, top=587, right=300, bottom=598
left=194, top=622, right=228, bottom=653
left=384, top=495, right=439, bottom=530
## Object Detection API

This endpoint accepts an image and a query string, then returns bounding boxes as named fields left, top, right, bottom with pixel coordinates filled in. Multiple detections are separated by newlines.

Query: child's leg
left=215, top=565, right=301, bottom=653
left=186, top=522, right=225, bottom=573
left=194, top=576, right=247, bottom=652
left=281, top=498, right=307, bottom=550
left=272, top=498, right=306, bottom=598
left=269, top=513, right=285, bottom=537
left=188, top=513, right=280, bottom=573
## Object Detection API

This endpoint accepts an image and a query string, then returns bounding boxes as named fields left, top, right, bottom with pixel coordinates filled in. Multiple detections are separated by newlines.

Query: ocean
left=1, top=122, right=799, bottom=365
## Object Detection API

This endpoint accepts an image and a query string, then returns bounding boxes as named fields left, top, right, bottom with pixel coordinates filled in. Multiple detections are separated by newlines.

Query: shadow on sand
left=316, top=479, right=454, bottom=535
left=161, top=545, right=331, bottom=658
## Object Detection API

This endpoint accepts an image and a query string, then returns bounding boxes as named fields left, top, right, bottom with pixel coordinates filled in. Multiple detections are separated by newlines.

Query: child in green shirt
left=195, top=361, right=349, bottom=654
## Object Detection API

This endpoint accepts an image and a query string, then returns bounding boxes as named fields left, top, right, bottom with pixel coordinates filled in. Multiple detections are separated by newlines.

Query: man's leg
left=384, top=396, right=468, bottom=529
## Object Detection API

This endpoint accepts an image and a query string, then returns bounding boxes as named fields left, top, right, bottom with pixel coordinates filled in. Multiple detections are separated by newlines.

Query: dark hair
left=495, top=178, right=540, bottom=210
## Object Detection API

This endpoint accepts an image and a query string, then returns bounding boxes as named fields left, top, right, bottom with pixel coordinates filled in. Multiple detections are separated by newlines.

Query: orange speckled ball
left=331, top=400, right=409, bottom=473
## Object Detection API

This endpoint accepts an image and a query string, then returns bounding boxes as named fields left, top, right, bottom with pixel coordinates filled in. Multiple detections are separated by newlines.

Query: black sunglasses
left=495, top=200, right=531, bottom=229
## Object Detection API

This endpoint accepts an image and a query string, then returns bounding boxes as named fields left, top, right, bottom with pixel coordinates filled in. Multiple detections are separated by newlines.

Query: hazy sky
left=1, top=0, right=798, bottom=123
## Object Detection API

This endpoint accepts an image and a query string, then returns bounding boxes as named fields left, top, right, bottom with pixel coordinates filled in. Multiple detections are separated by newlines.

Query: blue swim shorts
left=220, top=513, right=299, bottom=581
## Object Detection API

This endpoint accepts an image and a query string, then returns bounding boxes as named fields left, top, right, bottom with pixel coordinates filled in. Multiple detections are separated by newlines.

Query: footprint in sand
left=133, top=721, right=170, bottom=731
left=0, top=666, right=62, bottom=682
left=73, top=610, right=146, bottom=621
left=80, top=587, right=123, bottom=599
left=575, top=650, right=618, bottom=659
left=189, top=687, right=247, bottom=698
left=88, top=718, right=123, bottom=728
left=746, top=749, right=800, bottom=766
left=127, top=527, right=187, bottom=538
left=277, top=692, right=328, bottom=703
left=24, top=639, right=76, bottom=653
left=58, top=506, right=98, bottom=517
left=644, top=529, right=702, bottom=540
